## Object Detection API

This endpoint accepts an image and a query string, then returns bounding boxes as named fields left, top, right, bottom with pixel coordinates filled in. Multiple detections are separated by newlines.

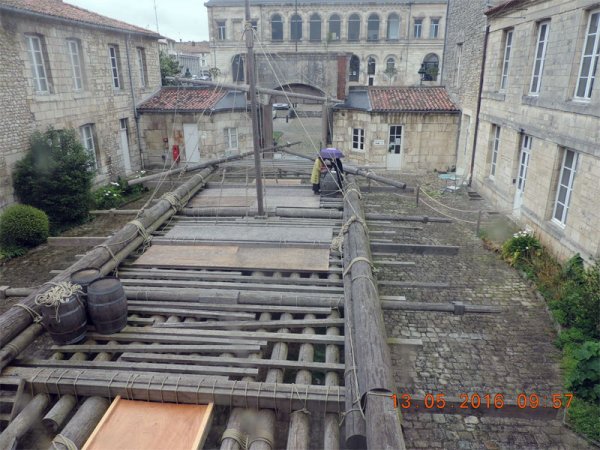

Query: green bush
left=12, top=128, right=94, bottom=230
left=567, top=397, right=600, bottom=442
left=564, top=341, right=600, bottom=402
left=501, top=229, right=541, bottom=268
left=92, top=178, right=147, bottom=210
left=0, top=204, right=49, bottom=250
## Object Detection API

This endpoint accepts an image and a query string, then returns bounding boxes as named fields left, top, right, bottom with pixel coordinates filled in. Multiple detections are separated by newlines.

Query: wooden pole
left=343, top=176, right=405, bottom=449
left=323, top=310, right=341, bottom=450
left=0, top=393, right=49, bottom=449
left=0, top=323, right=43, bottom=371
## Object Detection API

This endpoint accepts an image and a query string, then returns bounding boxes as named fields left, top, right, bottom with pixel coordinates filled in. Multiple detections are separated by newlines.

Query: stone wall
left=0, top=9, right=161, bottom=210
left=139, top=111, right=252, bottom=168
left=473, top=0, right=600, bottom=261
left=332, top=109, right=459, bottom=171
left=207, top=2, right=446, bottom=95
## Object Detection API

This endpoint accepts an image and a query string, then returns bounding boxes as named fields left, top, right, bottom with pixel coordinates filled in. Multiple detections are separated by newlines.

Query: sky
left=66, top=0, right=210, bottom=41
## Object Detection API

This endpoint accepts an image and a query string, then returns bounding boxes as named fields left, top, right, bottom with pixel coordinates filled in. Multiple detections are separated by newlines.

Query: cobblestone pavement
left=357, top=172, right=594, bottom=450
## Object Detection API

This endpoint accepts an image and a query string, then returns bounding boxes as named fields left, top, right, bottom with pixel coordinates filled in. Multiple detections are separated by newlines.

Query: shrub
left=92, top=178, right=147, bottom=210
left=0, top=204, right=49, bottom=249
left=501, top=228, right=541, bottom=268
left=12, top=128, right=94, bottom=230
left=567, top=397, right=600, bottom=442
left=564, top=341, right=600, bottom=403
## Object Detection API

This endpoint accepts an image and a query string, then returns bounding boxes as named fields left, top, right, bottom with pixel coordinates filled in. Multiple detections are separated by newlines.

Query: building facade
left=0, top=0, right=161, bottom=210
left=205, top=0, right=447, bottom=97
left=333, top=87, right=459, bottom=171
left=473, top=0, right=600, bottom=262
left=137, top=87, right=251, bottom=167
left=174, top=41, right=211, bottom=78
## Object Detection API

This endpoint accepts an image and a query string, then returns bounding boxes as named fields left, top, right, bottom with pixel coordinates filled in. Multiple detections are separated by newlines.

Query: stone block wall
left=332, top=110, right=459, bottom=172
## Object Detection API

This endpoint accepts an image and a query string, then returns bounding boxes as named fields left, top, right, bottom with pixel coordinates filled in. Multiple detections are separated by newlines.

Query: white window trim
left=490, top=125, right=501, bottom=178
left=226, top=127, right=238, bottom=150
left=430, top=19, right=439, bottom=39
left=67, top=39, right=83, bottom=91
left=80, top=124, right=97, bottom=169
left=352, top=128, right=365, bottom=152
left=137, top=48, right=146, bottom=88
left=217, top=21, right=226, bottom=40
left=574, top=10, right=600, bottom=100
left=108, top=45, right=120, bottom=89
left=500, top=30, right=513, bottom=91
left=551, top=150, right=578, bottom=227
left=529, top=21, right=550, bottom=95
left=388, top=125, right=403, bottom=154
left=26, top=35, right=49, bottom=93
left=387, top=15, right=400, bottom=40
left=414, top=19, right=422, bottom=38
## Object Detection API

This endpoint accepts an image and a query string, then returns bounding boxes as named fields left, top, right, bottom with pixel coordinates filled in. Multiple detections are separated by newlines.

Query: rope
left=95, top=243, right=119, bottom=274
left=220, top=429, right=249, bottom=450
left=128, top=219, right=153, bottom=251
left=343, top=256, right=373, bottom=277
left=330, top=215, right=368, bottom=253
left=161, top=192, right=184, bottom=213
left=248, top=429, right=275, bottom=449
left=34, top=282, right=83, bottom=323
left=14, top=303, right=42, bottom=323
left=53, top=434, right=78, bottom=450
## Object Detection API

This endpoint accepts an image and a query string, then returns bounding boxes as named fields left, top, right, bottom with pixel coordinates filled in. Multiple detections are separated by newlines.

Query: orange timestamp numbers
left=390, top=393, right=573, bottom=410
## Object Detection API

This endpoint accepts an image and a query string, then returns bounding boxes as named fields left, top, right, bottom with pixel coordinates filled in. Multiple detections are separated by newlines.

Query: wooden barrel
left=87, top=277, right=128, bottom=335
left=70, top=268, right=101, bottom=306
left=41, top=295, right=87, bottom=345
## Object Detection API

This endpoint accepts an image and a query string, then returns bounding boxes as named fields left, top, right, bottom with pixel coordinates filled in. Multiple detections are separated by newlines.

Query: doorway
left=387, top=125, right=403, bottom=169
left=183, top=123, right=201, bottom=163
left=513, top=135, right=532, bottom=216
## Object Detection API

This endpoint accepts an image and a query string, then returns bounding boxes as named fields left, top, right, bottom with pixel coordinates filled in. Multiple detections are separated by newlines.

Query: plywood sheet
left=257, top=178, right=303, bottom=186
left=83, top=396, right=213, bottom=450
left=165, top=225, right=333, bottom=244
left=132, top=245, right=330, bottom=272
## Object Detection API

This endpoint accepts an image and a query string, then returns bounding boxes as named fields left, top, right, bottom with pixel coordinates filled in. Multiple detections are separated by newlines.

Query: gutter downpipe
left=125, top=34, right=145, bottom=170
left=468, top=24, right=490, bottom=187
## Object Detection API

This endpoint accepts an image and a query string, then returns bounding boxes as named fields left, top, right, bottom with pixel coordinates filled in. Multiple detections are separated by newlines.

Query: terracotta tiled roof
left=137, top=87, right=228, bottom=112
left=175, top=41, right=211, bottom=54
left=0, top=0, right=160, bottom=36
left=368, top=87, right=458, bottom=113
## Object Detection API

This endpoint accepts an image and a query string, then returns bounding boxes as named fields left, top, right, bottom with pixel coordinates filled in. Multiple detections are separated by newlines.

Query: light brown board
left=133, top=245, right=330, bottom=272
left=187, top=196, right=252, bottom=207
left=83, top=396, right=213, bottom=450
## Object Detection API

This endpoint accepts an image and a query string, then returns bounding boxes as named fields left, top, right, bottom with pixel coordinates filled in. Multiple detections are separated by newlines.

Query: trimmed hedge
left=0, top=204, right=49, bottom=249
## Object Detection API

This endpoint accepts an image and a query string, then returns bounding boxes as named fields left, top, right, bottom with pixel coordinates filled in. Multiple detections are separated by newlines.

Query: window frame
left=349, top=55, right=360, bottom=82
left=108, top=45, right=121, bottom=89
left=26, top=34, right=50, bottom=93
left=80, top=124, right=98, bottom=169
left=309, top=13, right=322, bottom=42
left=367, top=13, right=380, bottom=41
left=328, top=14, right=341, bottom=41
left=455, top=43, right=463, bottom=88
left=348, top=13, right=361, bottom=42
left=388, top=125, right=403, bottom=155
left=500, top=29, right=513, bottom=91
left=67, top=39, right=83, bottom=91
left=575, top=10, right=600, bottom=100
left=552, top=149, right=578, bottom=227
left=490, top=125, right=501, bottom=178
left=529, top=21, right=550, bottom=95
left=217, top=21, right=227, bottom=40
left=414, top=19, right=423, bottom=38
left=430, top=18, right=440, bottom=39
left=290, top=13, right=303, bottom=42
left=352, top=127, right=365, bottom=151
left=225, top=127, right=239, bottom=150
left=137, top=47, right=147, bottom=88
left=271, top=14, right=283, bottom=41
left=387, top=13, right=400, bottom=40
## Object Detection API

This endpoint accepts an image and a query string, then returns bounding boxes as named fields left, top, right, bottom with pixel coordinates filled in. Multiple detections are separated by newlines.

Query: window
left=455, top=43, right=463, bottom=87
left=67, top=39, right=83, bottom=91
left=225, top=127, right=238, bottom=150
left=414, top=19, right=422, bottom=38
left=251, top=20, right=258, bottom=32
left=367, top=57, right=376, bottom=75
left=386, top=57, right=396, bottom=71
left=80, top=124, right=98, bottom=168
left=367, top=14, right=380, bottom=41
left=490, top=125, right=501, bottom=177
left=26, top=34, right=50, bottom=93
left=271, top=14, right=283, bottom=41
left=349, top=55, right=360, bottom=81
left=387, top=13, right=400, bottom=40
left=217, top=21, right=226, bottom=40
left=328, top=14, right=341, bottom=41
left=352, top=128, right=364, bottom=151
left=290, top=14, right=303, bottom=41
left=500, top=30, right=513, bottom=91
left=108, top=45, right=121, bottom=89
left=348, top=14, right=360, bottom=42
left=389, top=126, right=402, bottom=155
left=552, top=149, right=578, bottom=226
left=421, top=53, right=439, bottom=81
left=575, top=10, right=599, bottom=99
left=530, top=21, right=550, bottom=95
left=137, top=47, right=147, bottom=88
left=430, top=18, right=440, bottom=38
left=232, top=54, right=244, bottom=82
left=309, top=13, right=321, bottom=42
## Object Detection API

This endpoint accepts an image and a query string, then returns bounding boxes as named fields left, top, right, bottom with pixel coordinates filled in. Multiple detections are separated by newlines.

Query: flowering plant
left=502, top=227, right=541, bottom=267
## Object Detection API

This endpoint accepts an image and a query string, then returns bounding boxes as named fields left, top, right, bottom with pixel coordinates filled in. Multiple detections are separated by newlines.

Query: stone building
left=471, top=0, right=600, bottom=262
left=137, top=87, right=251, bottom=167
left=205, top=0, right=447, bottom=98
left=174, top=41, right=211, bottom=79
left=0, top=0, right=161, bottom=210
left=332, top=87, right=459, bottom=171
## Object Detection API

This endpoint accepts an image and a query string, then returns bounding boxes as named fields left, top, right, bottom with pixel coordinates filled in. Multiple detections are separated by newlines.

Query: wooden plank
left=154, top=318, right=344, bottom=330
left=370, top=242, right=460, bottom=255
left=85, top=333, right=268, bottom=347
left=125, top=305, right=255, bottom=321
left=125, top=300, right=333, bottom=315
left=132, top=245, right=330, bottom=272
left=83, top=396, right=214, bottom=450
left=14, top=358, right=258, bottom=377
left=120, top=353, right=345, bottom=372
left=51, top=344, right=263, bottom=355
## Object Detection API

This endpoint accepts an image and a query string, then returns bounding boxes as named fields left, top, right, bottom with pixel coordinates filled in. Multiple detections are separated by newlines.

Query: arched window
left=348, top=14, right=360, bottom=42
left=367, top=57, right=376, bottom=75
left=271, top=14, right=283, bottom=41
left=309, top=13, right=321, bottom=42
left=328, top=14, right=341, bottom=41
left=422, top=53, right=439, bottom=81
left=349, top=55, right=360, bottom=81
left=290, top=14, right=303, bottom=41
left=232, top=54, right=244, bottom=82
left=386, top=57, right=396, bottom=71
left=367, top=13, right=380, bottom=41
left=387, top=13, right=400, bottom=40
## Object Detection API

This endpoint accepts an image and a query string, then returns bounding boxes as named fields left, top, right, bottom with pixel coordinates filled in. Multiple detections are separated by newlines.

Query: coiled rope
left=34, top=282, right=83, bottom=323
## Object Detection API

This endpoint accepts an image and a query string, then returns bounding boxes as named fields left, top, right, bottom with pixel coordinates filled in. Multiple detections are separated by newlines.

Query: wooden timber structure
left=0, top=153, right=503, bottom=449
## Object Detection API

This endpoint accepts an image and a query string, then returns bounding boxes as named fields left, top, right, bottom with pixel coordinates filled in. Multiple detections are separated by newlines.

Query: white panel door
left=386, top=125, right=402, bottom=169
left=183, top=123, right=201, bottom=163
left=513, top=135, right=532, bottom=216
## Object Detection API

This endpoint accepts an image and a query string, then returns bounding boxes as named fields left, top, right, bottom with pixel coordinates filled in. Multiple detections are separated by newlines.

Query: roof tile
left=368, top=87, right=458, bottom=113
left=137, top=87, right=228, bottom=112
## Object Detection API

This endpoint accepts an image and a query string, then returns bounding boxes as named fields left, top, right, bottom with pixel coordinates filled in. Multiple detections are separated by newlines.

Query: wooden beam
left=85, top=332, right=267, bottom=347
left=152, top=318, right=343, bottom=330
left=51, top=344, right=263, bottom=355
left=125, top=300, right=333, bottom=315
left=125, top=305, right=255, bottom=321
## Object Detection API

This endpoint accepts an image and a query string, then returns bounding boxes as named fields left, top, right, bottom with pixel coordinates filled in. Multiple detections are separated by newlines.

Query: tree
left=384, top=66, right=398, bottom=85
left=12, top=128, right=94, bottom=230
left=159, top=50, right=181, bottom=85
